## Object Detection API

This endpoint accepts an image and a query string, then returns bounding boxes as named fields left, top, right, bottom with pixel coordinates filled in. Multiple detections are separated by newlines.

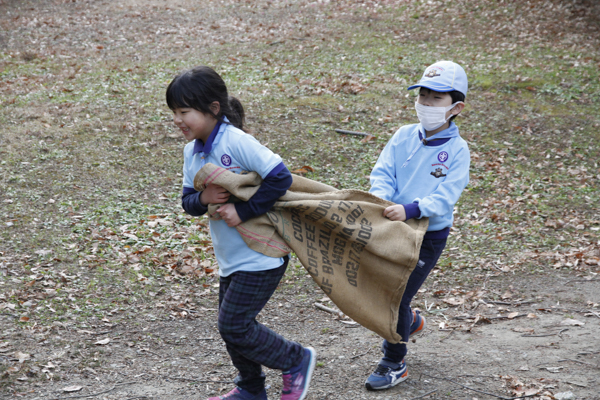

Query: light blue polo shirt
left=182, top=117, right=285, bottom=277
left=370, top=122, right=470, bottom=232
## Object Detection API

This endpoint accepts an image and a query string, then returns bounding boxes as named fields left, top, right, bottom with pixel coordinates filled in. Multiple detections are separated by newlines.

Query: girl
left=166, top=66, right=316, bottom=400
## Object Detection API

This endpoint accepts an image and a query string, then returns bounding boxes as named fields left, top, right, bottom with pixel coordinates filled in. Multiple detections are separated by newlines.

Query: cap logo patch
left=424, top=66, right=444, bottom=78
left=221, top=154, right=232, bottom=166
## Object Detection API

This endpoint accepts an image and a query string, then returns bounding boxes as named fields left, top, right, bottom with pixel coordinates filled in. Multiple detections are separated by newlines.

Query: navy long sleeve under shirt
left=181, top=162, right=292, bottom=221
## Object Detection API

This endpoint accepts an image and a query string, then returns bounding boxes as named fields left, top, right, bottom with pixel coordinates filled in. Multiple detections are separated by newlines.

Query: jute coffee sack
left=194, top=163, right=428, bottom=343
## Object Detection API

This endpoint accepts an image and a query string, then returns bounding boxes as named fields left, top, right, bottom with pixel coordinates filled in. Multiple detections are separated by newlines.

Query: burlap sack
left=194, top=163, right=428, bottom=343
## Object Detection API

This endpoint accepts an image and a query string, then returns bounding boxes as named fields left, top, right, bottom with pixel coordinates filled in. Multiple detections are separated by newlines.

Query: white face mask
left=414, top=101, right=462, bottom=131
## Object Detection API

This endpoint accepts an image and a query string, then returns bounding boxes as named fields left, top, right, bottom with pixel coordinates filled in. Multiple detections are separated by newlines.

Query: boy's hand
left=216, top=203, right=242, bottom=227
left=383, top=204, right=406, bottom=222
left=200, top=184, right=230, bottom=205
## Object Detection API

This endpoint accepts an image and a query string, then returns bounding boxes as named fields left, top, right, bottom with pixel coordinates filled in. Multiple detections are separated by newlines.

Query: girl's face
left=172, top=107, right=218, bottom=143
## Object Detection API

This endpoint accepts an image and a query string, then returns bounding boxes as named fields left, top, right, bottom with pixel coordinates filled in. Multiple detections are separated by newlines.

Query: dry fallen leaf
left=507, top=312, right=520, bottom=319
left=560, top=319, right=584, bottom=326
left=42, top=361, right=56, bottom=369
left=178, top=264, right=195, bottom=274
left=473, top=314, right=492, bottom=325
left=443, top=297, right=464, bottom=306
left=6, top=365, right=20, bottom=374
left=94, top=338, right=111, bottom=345
left=63, top=386, right=83, bottom=393
left=15, top=351, right=30, bottom=363
left=291, top=165, right=315, bottom=174
left=522, top=388, right=541, bottom=396
left=360, top=134, right=376, bottom=143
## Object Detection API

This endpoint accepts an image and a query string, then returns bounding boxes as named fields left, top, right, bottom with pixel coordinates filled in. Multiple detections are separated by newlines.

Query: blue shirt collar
left=192, top=117, right=229, bottom=155
left=418, top=122, right=459, bottom=146
left=402, top=122, right=460, bottom=168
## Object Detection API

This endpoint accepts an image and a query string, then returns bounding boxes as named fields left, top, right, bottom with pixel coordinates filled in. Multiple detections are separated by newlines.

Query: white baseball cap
left=408, top=61, right=468, bottom=97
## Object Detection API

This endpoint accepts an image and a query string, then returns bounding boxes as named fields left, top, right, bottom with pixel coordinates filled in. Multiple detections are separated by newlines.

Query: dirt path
left=2, top=270, right=599, bottom=399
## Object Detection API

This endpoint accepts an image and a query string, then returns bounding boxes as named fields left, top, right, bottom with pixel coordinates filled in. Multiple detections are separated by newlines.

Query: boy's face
left=172, top=107, right=218, bottom=143
left=415, top=87, right=464, bottom=135
left=417, top=88, right=453, bottom=108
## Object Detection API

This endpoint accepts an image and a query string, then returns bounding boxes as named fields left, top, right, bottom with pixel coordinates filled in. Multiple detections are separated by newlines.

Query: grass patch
left=1, top=0, right=599, bottom=336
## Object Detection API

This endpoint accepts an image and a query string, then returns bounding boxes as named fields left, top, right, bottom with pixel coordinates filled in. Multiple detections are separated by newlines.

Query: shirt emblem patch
left=221, top=154, right=232, bottom=166
left=431, top=168, right=447, bottom=178
left=438, top=151, right=448, bottom=163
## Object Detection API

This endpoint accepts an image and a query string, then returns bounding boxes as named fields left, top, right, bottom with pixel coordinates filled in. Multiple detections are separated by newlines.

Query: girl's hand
left=216, top=203, right=242, bottom=227
left=383, top=204, right=406, bottom=222
left=200, top=184, right=230, bottom=205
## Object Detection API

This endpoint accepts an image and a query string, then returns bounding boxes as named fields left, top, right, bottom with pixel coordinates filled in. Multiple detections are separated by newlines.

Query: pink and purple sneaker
left=281, top=347, right=317, bottom=400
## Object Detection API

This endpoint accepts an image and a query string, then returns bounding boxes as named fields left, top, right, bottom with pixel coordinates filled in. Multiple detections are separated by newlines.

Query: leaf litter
left=1, top=0, right=600, bottom=399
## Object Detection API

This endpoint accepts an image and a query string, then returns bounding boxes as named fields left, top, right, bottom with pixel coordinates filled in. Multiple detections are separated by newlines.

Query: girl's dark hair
left=166, top=66, right=245, bottom=131
left=448, top=90, right=465, bottom=122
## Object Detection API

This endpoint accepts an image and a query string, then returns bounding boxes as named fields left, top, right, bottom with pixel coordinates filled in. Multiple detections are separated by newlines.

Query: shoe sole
left=365, top=370, right=408, bottom=391
left=297, top=347, right=317, bottom=400
left=298, top=347, right=317, bottom=400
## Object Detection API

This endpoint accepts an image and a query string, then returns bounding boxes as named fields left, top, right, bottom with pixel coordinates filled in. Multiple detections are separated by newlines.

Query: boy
left=365, top=60, right=470, bottom=390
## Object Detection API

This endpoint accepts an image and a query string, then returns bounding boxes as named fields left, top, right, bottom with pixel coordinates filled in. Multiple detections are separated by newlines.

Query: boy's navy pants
left=382, top=237, right=447, bottom=363
left=217, top=256, right=304, bottom=394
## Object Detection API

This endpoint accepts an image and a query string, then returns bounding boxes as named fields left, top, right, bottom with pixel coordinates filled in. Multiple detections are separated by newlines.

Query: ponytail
left=226, top=96, right=245, bottom=131
left=166, top=66, right=246, bottom=131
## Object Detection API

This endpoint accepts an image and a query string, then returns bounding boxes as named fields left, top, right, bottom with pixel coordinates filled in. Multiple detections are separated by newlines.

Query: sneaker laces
left=373, top=364, right=391, bottom=376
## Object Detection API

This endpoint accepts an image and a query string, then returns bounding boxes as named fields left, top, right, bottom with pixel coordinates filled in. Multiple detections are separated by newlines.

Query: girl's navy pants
left=217, top=256, right=304, bottom=394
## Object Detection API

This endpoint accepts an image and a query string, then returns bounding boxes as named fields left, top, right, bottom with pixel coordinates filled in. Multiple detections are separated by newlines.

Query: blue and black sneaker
left=364, top=359, right=408, bottom=390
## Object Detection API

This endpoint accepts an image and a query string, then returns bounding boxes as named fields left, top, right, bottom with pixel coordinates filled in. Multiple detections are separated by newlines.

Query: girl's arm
left=182, top=184, right=230, bottom=216
left=181, top=188, right=208, bottom=216
left=235, top=162, right=292, bottom=222
left=182, top=143, right=217, bottom=217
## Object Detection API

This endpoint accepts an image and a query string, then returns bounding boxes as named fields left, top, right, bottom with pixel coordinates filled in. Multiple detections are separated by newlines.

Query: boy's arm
left=402, top=203, right=421, bottom=220
left=369, top=138, right=398, bottom=201
left=234, top=162, right=292, bottom=222
left=383, top=203, right=420, bottom=222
